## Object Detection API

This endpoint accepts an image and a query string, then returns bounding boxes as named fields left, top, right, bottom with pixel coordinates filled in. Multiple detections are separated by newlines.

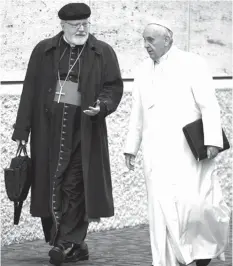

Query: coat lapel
left=52, top=45, right=60, bottom=80
left=43, top=31, right=63, bottom=81
left=79, top=45, right=96, bottom=95
left=80, top=34, right=101, bottom=96
left=43, top=32, right=63, bottom=110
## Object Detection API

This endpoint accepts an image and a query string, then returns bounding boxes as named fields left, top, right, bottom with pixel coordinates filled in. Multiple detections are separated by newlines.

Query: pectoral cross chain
left=56, top=42, right=86, bottom=104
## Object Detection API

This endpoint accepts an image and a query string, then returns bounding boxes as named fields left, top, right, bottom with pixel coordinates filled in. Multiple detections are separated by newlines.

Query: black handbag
left=4, top=143, right=32, bottom=225
left=183, top=118, right=230, bottom=161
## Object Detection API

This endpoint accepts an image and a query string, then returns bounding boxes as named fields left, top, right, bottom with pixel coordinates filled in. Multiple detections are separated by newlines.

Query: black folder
left=183, top=118, right=230, bottom=161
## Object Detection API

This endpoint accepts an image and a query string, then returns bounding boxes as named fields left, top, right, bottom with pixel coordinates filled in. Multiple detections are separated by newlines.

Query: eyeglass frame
left=65, top=21, right=91, bottom=30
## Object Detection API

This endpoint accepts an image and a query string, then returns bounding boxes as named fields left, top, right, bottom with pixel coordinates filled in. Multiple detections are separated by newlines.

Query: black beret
left=58, top=3, right=91, bottom=20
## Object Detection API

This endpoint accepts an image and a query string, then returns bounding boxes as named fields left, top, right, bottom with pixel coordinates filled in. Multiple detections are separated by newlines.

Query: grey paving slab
left=1, top=224, right=232, bottom=266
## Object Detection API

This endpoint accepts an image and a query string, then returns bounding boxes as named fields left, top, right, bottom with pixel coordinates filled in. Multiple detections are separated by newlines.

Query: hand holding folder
left=183, top=118, right=230, bottom=161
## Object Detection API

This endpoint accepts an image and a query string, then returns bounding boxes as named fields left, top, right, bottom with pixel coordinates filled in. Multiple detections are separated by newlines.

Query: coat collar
left=44, top=31, right=101, bottom=55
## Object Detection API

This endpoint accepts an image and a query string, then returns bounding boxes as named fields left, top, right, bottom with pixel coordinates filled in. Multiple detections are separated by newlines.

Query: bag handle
left=16, top=143, right=28, bottom=157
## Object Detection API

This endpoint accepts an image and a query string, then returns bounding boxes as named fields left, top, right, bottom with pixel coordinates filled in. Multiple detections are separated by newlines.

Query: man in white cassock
left=124, top=20, right=230, bottom=266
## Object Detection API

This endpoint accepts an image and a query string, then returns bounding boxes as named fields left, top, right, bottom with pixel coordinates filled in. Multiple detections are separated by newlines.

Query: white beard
left=70, top=33, right=89, bottom=46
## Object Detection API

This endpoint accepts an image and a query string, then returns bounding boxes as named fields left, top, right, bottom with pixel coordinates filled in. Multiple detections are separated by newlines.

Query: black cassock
left=49, top=37, right=87, bottom=246
left=12, top=32, right=123, bottom=243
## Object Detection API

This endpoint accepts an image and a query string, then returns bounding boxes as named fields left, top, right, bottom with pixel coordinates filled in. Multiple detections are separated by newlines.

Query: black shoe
left=196, top=259, right=211, bottom=266
left=49, top=243, right=74, bottom=265
left=64, top=242, right=89, bottom=263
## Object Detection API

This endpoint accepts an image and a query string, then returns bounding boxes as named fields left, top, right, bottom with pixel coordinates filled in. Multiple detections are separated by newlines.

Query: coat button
left=45, top=108, right=48, bottom=113
left=48, top=88, right=52, bottom=93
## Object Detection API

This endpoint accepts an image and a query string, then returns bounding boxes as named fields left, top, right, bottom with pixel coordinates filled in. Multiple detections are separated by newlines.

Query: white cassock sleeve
left=191, top=56, right=223, bottom=149
left=124, top=73, right=143, bottom=156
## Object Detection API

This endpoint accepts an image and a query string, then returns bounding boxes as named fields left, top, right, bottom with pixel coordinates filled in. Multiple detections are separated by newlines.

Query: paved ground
left=1, top=224, right=232, bottom=266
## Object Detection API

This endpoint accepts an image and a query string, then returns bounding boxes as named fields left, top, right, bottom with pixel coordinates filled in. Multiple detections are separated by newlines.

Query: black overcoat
left=12, top=32, right=123, bottom=219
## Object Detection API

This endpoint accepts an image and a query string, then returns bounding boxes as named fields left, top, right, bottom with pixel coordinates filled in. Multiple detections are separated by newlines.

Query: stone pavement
left=1, top=224, right=232, bottom=266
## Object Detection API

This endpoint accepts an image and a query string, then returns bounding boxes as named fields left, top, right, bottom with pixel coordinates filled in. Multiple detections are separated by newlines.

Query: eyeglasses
left=65, top=21, right=90, bottom=29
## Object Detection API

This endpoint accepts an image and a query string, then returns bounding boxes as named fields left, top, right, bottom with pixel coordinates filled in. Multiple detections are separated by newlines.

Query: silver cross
left=56, top=89, right=65, bottom=103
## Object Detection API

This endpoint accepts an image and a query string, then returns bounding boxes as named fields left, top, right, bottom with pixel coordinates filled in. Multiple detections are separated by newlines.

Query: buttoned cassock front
left=124, top=47, right=230, bottom=266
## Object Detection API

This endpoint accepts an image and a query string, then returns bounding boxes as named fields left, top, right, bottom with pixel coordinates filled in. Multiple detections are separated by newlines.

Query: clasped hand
left=16, top=140, right=26, bottom=145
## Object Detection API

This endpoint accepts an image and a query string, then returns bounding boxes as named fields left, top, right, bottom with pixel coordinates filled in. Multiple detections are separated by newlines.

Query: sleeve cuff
left=90, top=101, right=108, bottom=123
left=12, top=128, right=29, bottom=142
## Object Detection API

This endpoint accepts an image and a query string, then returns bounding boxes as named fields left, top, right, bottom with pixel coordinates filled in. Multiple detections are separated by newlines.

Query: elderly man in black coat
left=12, top=2, right=123, bottom=265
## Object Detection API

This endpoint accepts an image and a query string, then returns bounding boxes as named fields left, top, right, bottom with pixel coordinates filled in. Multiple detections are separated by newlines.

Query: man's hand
left=16, top=140, right=26, bottom=145
left=207, top=146, right=219, bottom=159
left=125, top=153, right=136, bottom=171
left=83, top=100, right=100, bottom=116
